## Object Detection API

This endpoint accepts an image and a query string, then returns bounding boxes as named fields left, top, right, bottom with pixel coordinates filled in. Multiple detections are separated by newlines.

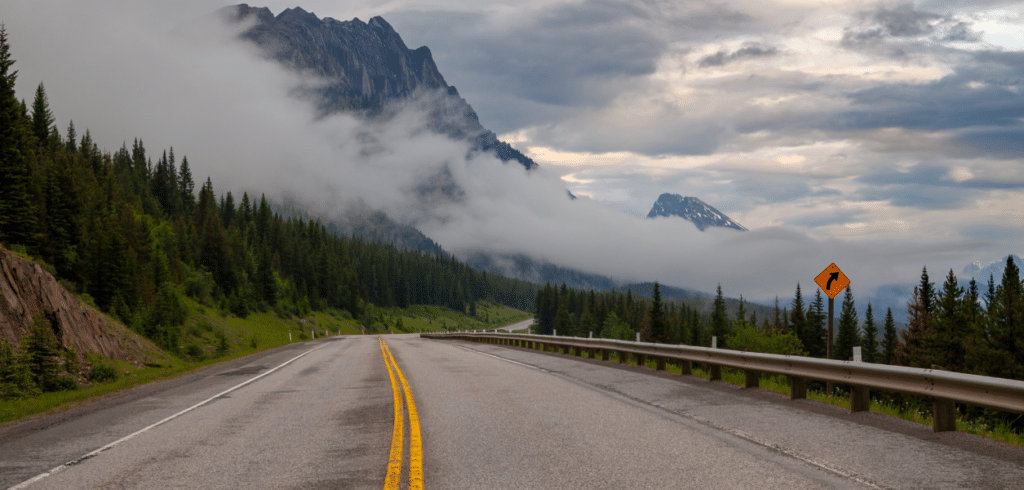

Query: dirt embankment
left=0, top=247, right=159, bottom=363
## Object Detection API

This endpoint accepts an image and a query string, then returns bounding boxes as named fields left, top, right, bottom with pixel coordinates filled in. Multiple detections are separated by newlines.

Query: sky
left=4, top=0, right=1024, bottom=312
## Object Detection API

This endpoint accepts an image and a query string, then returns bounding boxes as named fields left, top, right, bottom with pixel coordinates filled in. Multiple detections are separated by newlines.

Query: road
left=497, top=318, right=534, bottom=332
left=2, top=333, right=1023, bottom=489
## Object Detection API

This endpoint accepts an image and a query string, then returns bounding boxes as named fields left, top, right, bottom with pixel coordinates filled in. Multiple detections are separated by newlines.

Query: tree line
left=0, top=25, right=535, bottom=362
left=536, top=261, right=1024, bottom=382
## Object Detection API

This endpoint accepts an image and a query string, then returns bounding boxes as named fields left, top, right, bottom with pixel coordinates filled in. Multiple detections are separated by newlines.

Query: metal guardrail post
left=601, top=348, right=610, bottom=361
left=655, top=357, right=666, bottom=371
left=789, top=377, right=807, bottom=399
left=851, top=386, right=870, bottom=412
left=680, top=360, right=692, bottom=375
left=745, top=370, right=760, bottom=388
left=709, top=364, right=722, bottom=381
left=933, top=398, right=956, bottom=432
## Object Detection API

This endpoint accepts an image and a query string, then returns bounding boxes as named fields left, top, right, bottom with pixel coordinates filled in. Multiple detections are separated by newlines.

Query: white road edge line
left=7, top=344, right=327, bottom=490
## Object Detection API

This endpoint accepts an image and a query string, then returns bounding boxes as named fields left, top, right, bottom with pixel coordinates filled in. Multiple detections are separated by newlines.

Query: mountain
left=961, top=254, right=1024, bottom=286
left=220, top=4, right=536, bottom=170
left=464, top=252, right=619, bottom=291
left=647, top=193, right=747, bottom=231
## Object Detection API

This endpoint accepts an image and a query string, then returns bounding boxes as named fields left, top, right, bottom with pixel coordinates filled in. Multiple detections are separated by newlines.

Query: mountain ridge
left=220, top=4, right=537, bottom=170
left=647, top=193, right=747, bottom=231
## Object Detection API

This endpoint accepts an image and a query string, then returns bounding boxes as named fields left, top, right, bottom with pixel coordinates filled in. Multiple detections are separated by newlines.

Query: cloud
left=7, top=0, right=1024, bottom=311
left=842, top=3, right=984, bottom=50
left=386, top=0, right=666, bottom=115
left=698, top=43, right=779, bottom=68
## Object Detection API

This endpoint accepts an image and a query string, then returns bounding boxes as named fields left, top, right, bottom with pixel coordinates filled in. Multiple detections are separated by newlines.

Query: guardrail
left=421, top=331, right=1024, bottom=433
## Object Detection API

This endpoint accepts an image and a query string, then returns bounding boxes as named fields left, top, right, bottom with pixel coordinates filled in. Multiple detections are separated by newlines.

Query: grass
left=1, top=300, right=530, bottom=425
left=372, top=301, right=531, bottom=334
left=550, top=347, right=1024, bottom=447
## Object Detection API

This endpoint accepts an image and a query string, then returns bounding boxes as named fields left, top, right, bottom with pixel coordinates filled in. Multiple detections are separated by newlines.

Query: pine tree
left=711, top=284, right=729, bottom=347
left=25, top=313, right=61, bottom=391
left=769, top=297, right=783, bottom=330
left=579, top=304, right=598, bottom=338
left=0, top=341, right=39, bottom=400
left=647, top=282, right=669, bottom=343
left=919, top=266, right=935, bottom=314
left=928, top=269, right=967, bottom=371
left=0, top=25, right=38, bottom=248
left=790, top=284, right=807, bottom=349
left=994, top=256, right=1024, bottom=378
left=862, top=302, right=878, bottom=363
left=804, top=290, right=827, bottom=358
left=30, top=82, right=54, bottom=143
left=897, top=287, right=929, bottom=368
left=553, top=302, right=571, bottom=336
left=882, top=307, right=898, bottom=365
left=834, top=287, right=859, bottom=361
left=65, top=120, right=76, bottom=154
left=178, top=156, right=195, bottom=215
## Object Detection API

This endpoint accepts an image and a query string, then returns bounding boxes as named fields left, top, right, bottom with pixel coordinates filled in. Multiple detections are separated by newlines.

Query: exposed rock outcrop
left=0, top=247, right=158, bottom=362
left=220, top=4, right=537, bottom=170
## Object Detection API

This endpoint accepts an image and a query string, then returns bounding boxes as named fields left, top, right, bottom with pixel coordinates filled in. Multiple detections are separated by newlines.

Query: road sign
left=815, top=263, right=849, bottom=299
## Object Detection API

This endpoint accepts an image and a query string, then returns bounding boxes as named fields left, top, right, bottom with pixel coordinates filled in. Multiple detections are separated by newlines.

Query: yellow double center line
left=379, top=338, right=423, bottom=490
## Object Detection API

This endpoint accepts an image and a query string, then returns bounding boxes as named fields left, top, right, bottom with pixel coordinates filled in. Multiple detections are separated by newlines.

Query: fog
left=4, top=1, right=983, bottom=308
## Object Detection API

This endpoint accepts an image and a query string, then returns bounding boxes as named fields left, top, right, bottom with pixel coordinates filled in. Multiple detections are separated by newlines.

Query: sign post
left=815, top=263, right=850, bottom=396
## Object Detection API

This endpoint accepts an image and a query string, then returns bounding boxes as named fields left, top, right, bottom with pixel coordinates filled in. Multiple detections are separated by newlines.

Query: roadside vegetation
left=0, top=26, right=533, bottom=423
left=1, top=298, right=528, bottom=424
left=538, top=257, right=1024, bottom=444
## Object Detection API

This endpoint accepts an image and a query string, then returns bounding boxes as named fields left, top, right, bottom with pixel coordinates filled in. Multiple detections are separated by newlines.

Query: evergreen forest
left=0, top=25, right=535, bottom=362
left=537, top=264, right=1024, bottom=383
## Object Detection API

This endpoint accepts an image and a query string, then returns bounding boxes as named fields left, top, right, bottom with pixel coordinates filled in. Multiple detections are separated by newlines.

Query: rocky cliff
left=220, top=4, right=537, bottom=169
left=0, top=247, right=158, bottom=362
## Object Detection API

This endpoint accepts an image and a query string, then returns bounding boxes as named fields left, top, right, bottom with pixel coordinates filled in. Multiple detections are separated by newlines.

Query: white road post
left=853, top=346, right=862, bottom=362
left=636, top=332, right=640, bottom=343
left=289, top=331, right=292, bottom=342
left=712, top=336, right=717, bottom=348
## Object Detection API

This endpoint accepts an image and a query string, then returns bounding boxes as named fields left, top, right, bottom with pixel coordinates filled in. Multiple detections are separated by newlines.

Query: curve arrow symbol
left=826, top=272, right=839, bottom=290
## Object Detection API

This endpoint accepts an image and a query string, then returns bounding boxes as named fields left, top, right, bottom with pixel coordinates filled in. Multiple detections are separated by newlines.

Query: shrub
left=47, top=375, right=78, bottom=392
left=88, top=362, right=118, bottom=383
left=0, top=343, right=40, bottom=400
left=185, top=343, right=206, bottom=361
left=215, top=330, right=230, bottom=357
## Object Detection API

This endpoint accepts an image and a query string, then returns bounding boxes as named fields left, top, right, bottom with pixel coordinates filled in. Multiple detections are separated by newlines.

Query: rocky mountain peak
left=219, top=4, right=536, bottom=170
left=647, top=193, right=747, bottom=231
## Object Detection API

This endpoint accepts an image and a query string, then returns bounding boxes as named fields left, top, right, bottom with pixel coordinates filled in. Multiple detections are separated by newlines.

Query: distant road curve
left=499, top=318, right=534, bottom=332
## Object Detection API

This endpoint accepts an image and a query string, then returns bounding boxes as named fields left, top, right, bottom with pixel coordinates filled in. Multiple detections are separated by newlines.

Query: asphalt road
left=3, top=333, right=1023, bottom=489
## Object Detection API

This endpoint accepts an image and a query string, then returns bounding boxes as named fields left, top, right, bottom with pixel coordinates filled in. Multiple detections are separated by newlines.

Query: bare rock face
left=0, top=247, right=157, bottom=362
left=219, top=4, right=537, bottom=170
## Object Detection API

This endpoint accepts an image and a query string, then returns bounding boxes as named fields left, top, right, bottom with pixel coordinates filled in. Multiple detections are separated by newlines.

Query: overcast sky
left=5, top=0, right=1024, bottom=309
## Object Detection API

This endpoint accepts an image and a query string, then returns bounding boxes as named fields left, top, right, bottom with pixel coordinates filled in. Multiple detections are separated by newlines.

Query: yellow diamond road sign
left=815, top=263, right=850, bottom=299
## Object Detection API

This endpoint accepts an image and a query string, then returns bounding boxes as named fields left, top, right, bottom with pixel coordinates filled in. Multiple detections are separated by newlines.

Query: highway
left=2, top=333, right=1023, bottom=489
